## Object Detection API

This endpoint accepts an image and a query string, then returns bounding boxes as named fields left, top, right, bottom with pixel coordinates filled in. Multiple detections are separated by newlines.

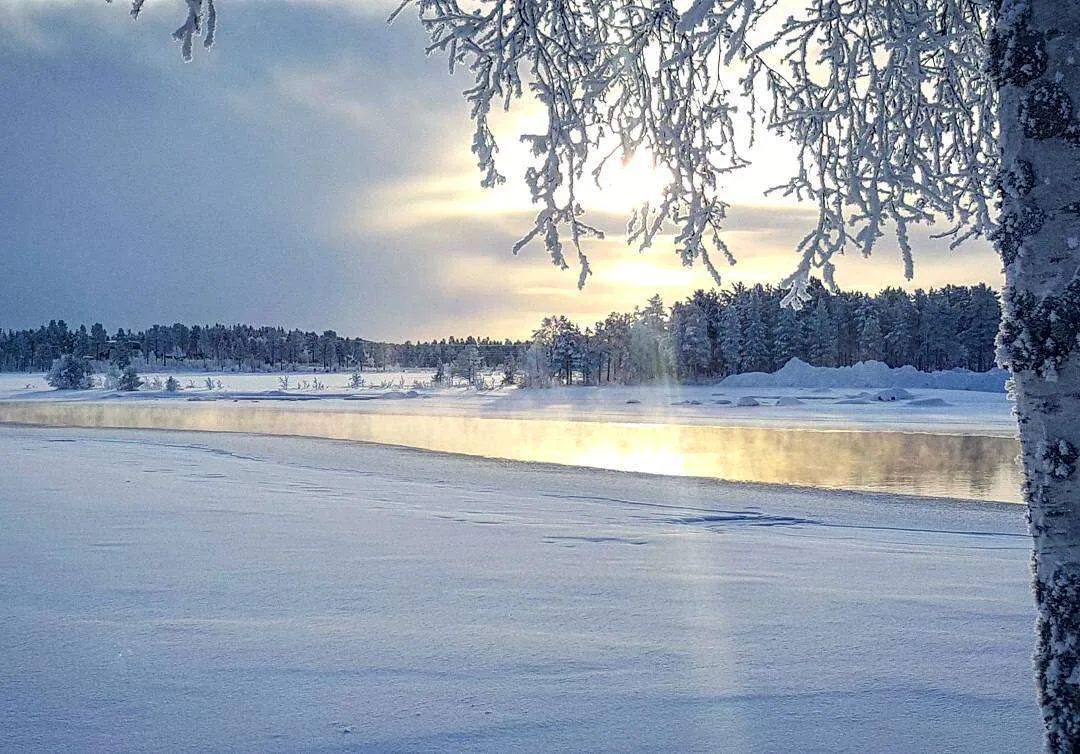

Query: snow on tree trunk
left=995, top=1, right=1080, bottom=747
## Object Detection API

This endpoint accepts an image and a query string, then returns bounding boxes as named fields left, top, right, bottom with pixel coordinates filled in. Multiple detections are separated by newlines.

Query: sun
left=583, top=152, right=672, bottom=216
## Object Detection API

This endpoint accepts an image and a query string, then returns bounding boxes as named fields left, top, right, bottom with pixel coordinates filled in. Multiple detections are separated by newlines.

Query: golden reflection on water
left=0, top=401, right=1022, bottom=503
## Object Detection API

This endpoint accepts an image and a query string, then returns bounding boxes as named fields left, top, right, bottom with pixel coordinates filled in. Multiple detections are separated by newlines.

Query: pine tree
left=626, top=319, right=671, bottom=383
left=807, top=300, right=839, bottom=368
left=718, top=302, right=744, bottom=376
left=500, top=355, right=517, bottom=386
left=742, top=293, right=771, bottom=373
left=856, top=303, right=886, bottom=363
left=451, top=344, right=484, bottom=386
left=774, top=307, right=805, bottom=367
left=46, top=355, right=92, bottom=390
left=117, top=365, right=142, bottom=392
left=960, top=284, right=1002, bottom=372
left=639, top=294, right=668, bottom=332
left=672, top=301, right=710, bottom=380
left=522, top=337, right=552, bottom=388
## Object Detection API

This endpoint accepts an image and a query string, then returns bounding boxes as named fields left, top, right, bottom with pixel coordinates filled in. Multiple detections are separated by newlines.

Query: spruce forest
left=1, top=281, right=1002, bottom=384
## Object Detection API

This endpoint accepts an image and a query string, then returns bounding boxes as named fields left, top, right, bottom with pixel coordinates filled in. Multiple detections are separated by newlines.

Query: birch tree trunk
left=996, top=1, right=1080, bottom=748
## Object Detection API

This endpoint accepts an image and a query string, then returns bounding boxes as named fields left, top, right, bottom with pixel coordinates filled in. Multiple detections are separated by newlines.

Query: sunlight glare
left=583, top=151, right=672, bottom=216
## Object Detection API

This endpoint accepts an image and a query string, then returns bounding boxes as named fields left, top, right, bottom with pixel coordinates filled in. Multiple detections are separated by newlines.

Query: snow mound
left=721, top=358, right=1007, bottom=392
left=344, top=390, right=420, bottom=401
left=735, top=396, right=761, bottom=407
left=874, top=387, right=915, bottom=402
left=908, top=397, right=952, bottom=408
left=834, top=398, right=872, bottom=405
left=775, top=397, right=805, bottom=407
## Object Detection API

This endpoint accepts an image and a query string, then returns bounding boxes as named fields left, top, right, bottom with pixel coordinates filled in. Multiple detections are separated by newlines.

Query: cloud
left=271, top=61, right=376, bottom=128
left=0, top=0, right=1003, bottom=345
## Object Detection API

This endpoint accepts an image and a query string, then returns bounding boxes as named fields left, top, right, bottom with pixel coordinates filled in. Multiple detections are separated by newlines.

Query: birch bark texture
left=995, top=1, right=1080, bottom=748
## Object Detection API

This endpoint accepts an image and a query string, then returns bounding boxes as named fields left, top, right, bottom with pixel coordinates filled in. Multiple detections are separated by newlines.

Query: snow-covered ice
left=0, top=426, right=1040, bottom=750
left=0, top=367, right=1016, bottom=436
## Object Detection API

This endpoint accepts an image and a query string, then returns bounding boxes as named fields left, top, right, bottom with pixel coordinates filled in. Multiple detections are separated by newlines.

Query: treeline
left=2, top=281, right=1000, bottom=384
left=0, top=320, right=526, bottom=374
left=523, top=281, right=1001, bottom=385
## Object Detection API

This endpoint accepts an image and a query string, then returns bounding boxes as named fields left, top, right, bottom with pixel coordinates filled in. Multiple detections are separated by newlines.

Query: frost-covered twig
left=108, top=0, right=217, bottom=61
left=391, top=0, right=996, bottom=301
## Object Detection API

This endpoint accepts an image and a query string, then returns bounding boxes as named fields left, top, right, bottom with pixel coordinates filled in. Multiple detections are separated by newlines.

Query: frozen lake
left=0, top=400, right=1022, bottom=503
left=0, top=426, right=1040, bottom=751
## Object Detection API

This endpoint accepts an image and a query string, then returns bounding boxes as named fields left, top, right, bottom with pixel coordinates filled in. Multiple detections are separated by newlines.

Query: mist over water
left=0, top=401, right=1021, bottom=503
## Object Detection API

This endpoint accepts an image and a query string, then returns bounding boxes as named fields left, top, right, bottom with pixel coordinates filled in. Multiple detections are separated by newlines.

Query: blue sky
left=0, top=1, right=1002, bottom=341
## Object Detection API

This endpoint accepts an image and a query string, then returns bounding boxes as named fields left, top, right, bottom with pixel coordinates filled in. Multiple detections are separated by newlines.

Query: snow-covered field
left=0, top=426, right=1039, bottom=751
left=0, top=369, right=429, bottom=395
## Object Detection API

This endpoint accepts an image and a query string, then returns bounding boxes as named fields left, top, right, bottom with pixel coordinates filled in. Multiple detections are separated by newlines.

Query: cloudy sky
left=0, top=0, right=1002, bottom=341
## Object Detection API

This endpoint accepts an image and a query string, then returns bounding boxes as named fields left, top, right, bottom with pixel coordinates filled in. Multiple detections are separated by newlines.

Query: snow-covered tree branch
left=107, top=0, right=217, bottom=61
left=388, top=0, right=998, bottom=304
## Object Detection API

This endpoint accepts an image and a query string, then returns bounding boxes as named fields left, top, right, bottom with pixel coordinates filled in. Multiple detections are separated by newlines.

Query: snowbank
left=721, top=358, right=1008, bottom=392
left=0, top=426, right=1041, bottom=751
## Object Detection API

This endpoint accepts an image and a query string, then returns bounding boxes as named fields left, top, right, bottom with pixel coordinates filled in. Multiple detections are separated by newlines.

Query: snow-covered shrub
left=118, top=365, right=143, bottom=392
left=165, top=376, right=180, bottom=392
left=145, top=376, right=164, bottom=391
left=46, top=355, right=92, bottom=390
left=102, top=364, right=122, bottom=390
left=522, top=339, right=552, bottom=388
left=450, top=345, right=484, bottom=387
left=348, top=368, right=364, bottom=389
left=433, top=362, right=448, bottom=387
left=501, top=356, right=518, bottom=386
